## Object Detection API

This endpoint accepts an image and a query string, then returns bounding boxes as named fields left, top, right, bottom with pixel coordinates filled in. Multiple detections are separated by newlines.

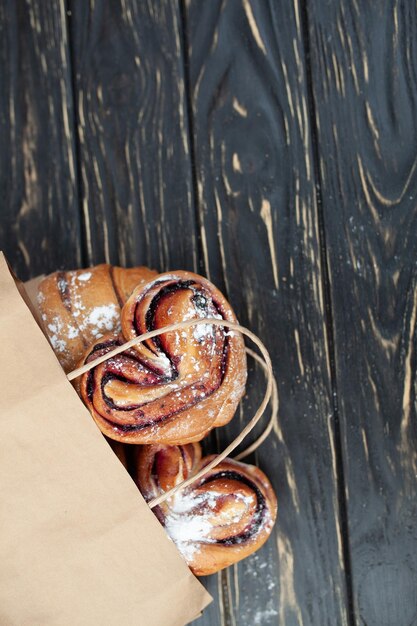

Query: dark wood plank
left=0, top=0, right=82, bottom=280
left=68, top=0, right=199, bottom=272
left=185, top=1, right=350, bottom=624
left=68, top=0, right=226, bottom=616
left=307, top=2, right=417, bottom=624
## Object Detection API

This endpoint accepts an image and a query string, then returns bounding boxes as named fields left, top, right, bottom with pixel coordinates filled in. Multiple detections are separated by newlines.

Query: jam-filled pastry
left=134, top=442, right=277, bottom=575
left=78, top=271, right=247, bottom=445
left=37, top=264, right=157, bottom=372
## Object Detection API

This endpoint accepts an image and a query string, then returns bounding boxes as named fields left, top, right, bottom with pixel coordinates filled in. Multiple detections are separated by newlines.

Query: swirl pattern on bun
left=78, top=272, right=247, bottom=444
left=135, top=442, right=277, bottom=575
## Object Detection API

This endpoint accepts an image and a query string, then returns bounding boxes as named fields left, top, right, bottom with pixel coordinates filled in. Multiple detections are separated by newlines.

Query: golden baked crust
left=78, top=271, right=247, bottom=444
left=134, top=442, right=277, bottom=575
left=37, top=264, right=157, bottom=372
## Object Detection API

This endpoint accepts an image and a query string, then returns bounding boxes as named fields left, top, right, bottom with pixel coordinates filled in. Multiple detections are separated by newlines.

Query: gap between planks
left=299, top=1, right=356, bottom=624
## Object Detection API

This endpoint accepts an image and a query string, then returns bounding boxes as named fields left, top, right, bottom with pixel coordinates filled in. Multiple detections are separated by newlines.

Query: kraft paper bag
left=0, top=253, right=212, bottom=626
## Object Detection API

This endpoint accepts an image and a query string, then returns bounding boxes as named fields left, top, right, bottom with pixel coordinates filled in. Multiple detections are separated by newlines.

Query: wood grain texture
left=68, top=0, right=199, bottom=272
left=0, top=0, right=81, bottom=280
left=307, top=2, right=417, bottom=624
left=4, top=1, right=416, bottom=624
left=68, top=0, right=224, bottom=617
left=185, top=1, right=349, bottom=624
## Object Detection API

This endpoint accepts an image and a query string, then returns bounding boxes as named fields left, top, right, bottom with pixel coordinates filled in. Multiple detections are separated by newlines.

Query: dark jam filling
left=89, top=339, right=120, bottom=355
left=87, top=371, right=95, bottom=401
left=88, top=282, right=234, bottom=425
left=133, top=281, right=196, bottom=375
left=144, top=280, right=195, bottom=336
left=100, top=372, right=147, bottom=412
left=199, top=470, right=267, bottom=545
left=86, top=339, right=120, bottom=401
left=87, top=337, right=172, bottom=409
left=56, top=271, right=71, bottom=312
left=140, top=279, right=230, bottom=382
left=99, top=355, right=175, bottom=414
left=98, top=386, right=212, bottom=431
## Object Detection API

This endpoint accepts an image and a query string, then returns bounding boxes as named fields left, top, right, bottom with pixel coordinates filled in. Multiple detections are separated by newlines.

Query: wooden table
left=2, top=2, right=417, bottom=624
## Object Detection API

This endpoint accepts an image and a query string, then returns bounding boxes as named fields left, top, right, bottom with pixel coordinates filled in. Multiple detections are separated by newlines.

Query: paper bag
left=0, top=253, right=211, bottom=625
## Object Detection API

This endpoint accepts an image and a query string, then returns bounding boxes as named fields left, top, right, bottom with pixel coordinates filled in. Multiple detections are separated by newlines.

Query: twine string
left=66, top=318, right=275, bottom=509
left=234, top=347, right=278, bottom=462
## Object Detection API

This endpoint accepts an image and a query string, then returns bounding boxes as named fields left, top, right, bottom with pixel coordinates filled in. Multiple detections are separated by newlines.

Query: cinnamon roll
left=37, top=264, right=156, bottom=372
left=78, top=271, right=247, bottom=444
left=134, top=442, right=277, bottom=575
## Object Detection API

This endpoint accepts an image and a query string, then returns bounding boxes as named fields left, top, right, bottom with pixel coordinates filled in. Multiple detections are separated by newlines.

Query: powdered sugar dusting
left=241, top=551, right=279, bottom=623
left=83, top=304, right=120, bottom=338
left=67, top=325, right=79, bottom=339
left=164, top=491, right=215, bottom=560
left=47, top=316, right=67, bottom=352
left=50, top=336, right=67, bottom=352
left=253, top=607, right=278, bottom=624
left=193, top=308, right=223, bottom=343
left=44, top=304, right=120, bottom=350
left=77, top=272, right=92, bottom=282
left=193, top=323, right=213, bottom=341
left=163, top=489, right=255, bottom=562
left=230, top=373, right=247, bottom=402
left=165, top=513, right=213, bottom=560
left=39, top=271, right=123, bottom=366
left=175, top=298, right=224, bottom=344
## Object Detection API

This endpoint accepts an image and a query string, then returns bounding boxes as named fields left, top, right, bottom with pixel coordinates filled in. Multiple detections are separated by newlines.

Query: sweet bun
left=37, top=264, right=156, bottom=372
left=78, top=271, right=247, bottom=444
left=134, top=442, right=277, bottom=575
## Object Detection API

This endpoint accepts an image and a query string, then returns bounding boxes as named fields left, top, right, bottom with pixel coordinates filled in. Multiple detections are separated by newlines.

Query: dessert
left=77, top=271, right=247, bottom=444
left=134, top=442, right=277, bottom=575
left=36, top=262, right=274, bottom=577
left=37, top=264, right=157, bottom=372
